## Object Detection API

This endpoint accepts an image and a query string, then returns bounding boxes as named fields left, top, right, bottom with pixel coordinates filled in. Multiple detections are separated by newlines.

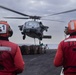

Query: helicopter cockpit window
left=25, top=21, right=39, bottom=28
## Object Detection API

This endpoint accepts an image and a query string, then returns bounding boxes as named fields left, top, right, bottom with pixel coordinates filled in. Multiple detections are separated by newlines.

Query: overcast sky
left=0, top=0, right=76, bottom=45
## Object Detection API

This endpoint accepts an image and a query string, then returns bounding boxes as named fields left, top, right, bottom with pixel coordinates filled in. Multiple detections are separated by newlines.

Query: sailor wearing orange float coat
left=0, top=21, right=25, bottom=75
left=54, top=20, right=76, bottom=75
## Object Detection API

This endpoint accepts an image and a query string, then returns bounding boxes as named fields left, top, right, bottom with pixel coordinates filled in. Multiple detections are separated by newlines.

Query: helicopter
left=18, top=21, right=50, bottom=40
left=0, top=5, right=76, bottom=41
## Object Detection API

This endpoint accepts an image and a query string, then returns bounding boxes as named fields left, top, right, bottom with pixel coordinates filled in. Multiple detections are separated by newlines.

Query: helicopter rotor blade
left=48, top=9, right=76, bottom=16
left=3, top=17, right=65, bottom=22
left=3, top=17, right=30, bottom=19
left=1, top=5, right=75, bottom=20
left=0, top=5, right=30, bottom=17
left=41, top=19, right=65, bottom=22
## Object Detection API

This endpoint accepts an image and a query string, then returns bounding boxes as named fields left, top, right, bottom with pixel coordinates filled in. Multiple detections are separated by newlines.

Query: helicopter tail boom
left=43, top=35, right=51, bottom=39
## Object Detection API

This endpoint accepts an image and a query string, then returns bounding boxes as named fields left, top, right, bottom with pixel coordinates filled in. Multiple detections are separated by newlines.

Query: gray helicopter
left=18, top=20, right=50, bottom=40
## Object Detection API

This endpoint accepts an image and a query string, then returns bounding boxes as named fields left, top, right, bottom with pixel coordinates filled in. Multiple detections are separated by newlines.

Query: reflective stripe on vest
left=0, top=46, right=11, bottom=51
left=64, top=38, right=76, bottom=42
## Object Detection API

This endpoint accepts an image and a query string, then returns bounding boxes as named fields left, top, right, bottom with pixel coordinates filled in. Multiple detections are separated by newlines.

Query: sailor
left=54, top=20, right=76, bottom=75
left=0, top=21, right=25, bottom=75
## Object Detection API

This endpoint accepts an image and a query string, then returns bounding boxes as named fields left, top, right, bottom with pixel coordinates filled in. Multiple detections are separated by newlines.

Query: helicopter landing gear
left=21, top=31, right=26, bottom=40
left=46, top=30, right=48, bottom=32
left=22, top=33, right=26, bottom=40
left=23, top=35, right=25, bottom=40
left=21, top=32, right=24, bottom=35
left=23, top=35, right=26, bottom=40
left=39, top=37, right=42, bottom=40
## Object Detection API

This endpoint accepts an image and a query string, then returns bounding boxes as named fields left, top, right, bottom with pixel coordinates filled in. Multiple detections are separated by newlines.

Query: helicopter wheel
left=46, top=30, right=48, bottom=32
left=39, top=37, right=42, bottom=40
left=23, top=35, right=26, bottom=40
left=21, top=32, right=24, bottom=35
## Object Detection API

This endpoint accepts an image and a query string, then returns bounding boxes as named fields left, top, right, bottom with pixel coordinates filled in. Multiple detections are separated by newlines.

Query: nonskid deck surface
left=19, top=49, right=62, bottom=75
